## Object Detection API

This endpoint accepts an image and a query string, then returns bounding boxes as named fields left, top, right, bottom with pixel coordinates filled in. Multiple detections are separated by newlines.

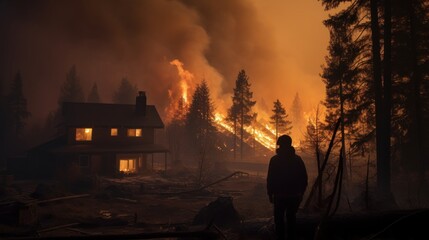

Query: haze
left=0, top=0, right=330, bottom=140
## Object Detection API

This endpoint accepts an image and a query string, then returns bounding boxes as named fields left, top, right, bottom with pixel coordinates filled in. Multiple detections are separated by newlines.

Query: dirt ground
left=0, top=171, right=277, bottom=239
left=2, top=166, right=429, bottom=240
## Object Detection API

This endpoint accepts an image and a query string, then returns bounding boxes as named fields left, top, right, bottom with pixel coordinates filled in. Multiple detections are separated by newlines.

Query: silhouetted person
left=267, top=135, right=308, bottom=240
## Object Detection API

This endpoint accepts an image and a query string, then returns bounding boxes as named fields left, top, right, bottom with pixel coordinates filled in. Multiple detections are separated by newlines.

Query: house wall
left=66, top=127, right=155, bottom=145
left=81, top=153, right=117, bottom=176
left=115, top=153, right=148, bottom=173
left=55, top=153, right=118, bottom=180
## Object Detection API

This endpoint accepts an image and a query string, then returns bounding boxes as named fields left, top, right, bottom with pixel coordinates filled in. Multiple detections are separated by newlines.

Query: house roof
left=62, top=102, right=164, bottom=128
left=28, top=135, right=68, bottom=154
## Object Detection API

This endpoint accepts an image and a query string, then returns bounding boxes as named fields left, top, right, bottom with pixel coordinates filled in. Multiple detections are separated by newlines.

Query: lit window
left=76, top=128, right=92, bottom=141
left=127, top=128, right=142, bottom=137
left=111, top=128, right=118, bottom=136
left=119, top=159, right=136, bottom=173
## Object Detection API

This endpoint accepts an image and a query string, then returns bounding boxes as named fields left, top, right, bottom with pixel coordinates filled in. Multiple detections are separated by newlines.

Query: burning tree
left=270, top=99, right=292, bottom=142
left=228, top=69, right=256, bottom=161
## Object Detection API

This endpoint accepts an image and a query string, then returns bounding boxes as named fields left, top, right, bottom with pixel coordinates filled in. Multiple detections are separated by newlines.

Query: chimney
left=135, top=91, right=147, bottom=116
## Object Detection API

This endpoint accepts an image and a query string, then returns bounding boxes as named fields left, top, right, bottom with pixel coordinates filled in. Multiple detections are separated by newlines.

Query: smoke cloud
left=1, top=0, right=327, bottom=141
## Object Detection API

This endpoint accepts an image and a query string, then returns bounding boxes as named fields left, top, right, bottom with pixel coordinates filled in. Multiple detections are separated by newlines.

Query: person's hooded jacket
left=267, top=146, right=308, bottom=198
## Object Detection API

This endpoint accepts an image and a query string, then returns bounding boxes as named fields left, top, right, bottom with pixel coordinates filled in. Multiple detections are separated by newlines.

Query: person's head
left=276, top=135, right=292, bottom=148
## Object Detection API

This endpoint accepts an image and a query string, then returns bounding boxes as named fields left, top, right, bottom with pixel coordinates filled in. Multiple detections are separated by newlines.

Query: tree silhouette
left=270, top=99, right=292, bottom=141
left=6, top=72, right=31, bottom=137
left=319, top=0, right=429, bottom=201
left=185, top=80, right=217, bottom=184
left=112, top=78, right=138, bottom=104
left=228, top=70, right=256, bottom=161
left=44, top=65, right=85, bottom=138
left=167, top=97, right=188, bottom=167
left=226, top=102, right=239, bottom=161
left=87, top=82, right=101, bottom=103
left=291, top=92, right=303, bottom=130
left=321, top=6, right=372, bottom=182
left=302, top=105, right=327, bottom=208
left=59, top=65, right=85, bottom=107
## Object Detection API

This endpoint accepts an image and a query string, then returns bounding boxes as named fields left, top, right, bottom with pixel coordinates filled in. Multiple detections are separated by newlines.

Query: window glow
left=119, top=159, right=136, bottom=173
left=127, top=128, right=142, bottom=137
left=76, top=128, right=92, bottom=141
left=111, top=128, right=118, bottom=136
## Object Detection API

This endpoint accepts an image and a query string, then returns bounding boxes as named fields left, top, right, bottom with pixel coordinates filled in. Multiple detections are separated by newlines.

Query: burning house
left=27, top=91, right=168, bottom=179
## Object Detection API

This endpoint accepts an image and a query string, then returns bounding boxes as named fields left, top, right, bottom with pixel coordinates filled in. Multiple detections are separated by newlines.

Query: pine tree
left=302, top=105, right=327, bottom=208
left=167, top=97, right=188, bottom=166
left=270, top=99, right=292, bottom=141
left=0, top=84, right=6, bottom=168
left=6, top=72, right=30, bottom=137
left=185, top=80, right=217, bottom=183
left=112, top=78, right=138, bottom=104
left=87, top=82, right=101, bottom=103
left=321, top=6, right=372, bottom=181
left=44, top=65, right=85, bottom=139
left=228, top=70, right=256, bottom=160
left=291, top=93, right=303, bottom=129
left=319, top=0, right=429, bottom=201
left=226, top=103, right=239, bottom=161
left=389, top=0, right=429, bottom=184
left=59, top=65, right=85, bottom=107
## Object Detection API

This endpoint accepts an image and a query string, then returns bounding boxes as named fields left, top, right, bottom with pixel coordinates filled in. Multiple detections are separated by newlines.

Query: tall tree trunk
left=370, top=0, right=389, bottom=195
left=275, top=118, right=278, bottom=143
left=409, top=0, right=424, bottom=184
left=240, top=104, right=244, bottom=161
left=339, top=77, right=348, bottom=181
left=316, top=106, right=323, bottom=207
left=383, top=0, right=392, bottom=193
left=233, top=119, right=237, bottom=161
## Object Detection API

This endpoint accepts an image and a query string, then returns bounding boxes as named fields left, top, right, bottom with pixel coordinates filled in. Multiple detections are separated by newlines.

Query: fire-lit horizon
left=0, top=0, right=332, bottom=143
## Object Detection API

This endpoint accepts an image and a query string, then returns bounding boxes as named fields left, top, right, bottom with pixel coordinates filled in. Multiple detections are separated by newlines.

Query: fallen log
left=156, top=171, right=249, bottom=195
left=36, top=194, right=90, bottom=205
left=37, top=223, right=80, bottom=234
left=115, top=197, right=138, bottom=203
left=65, top=228, right=101, bottom=236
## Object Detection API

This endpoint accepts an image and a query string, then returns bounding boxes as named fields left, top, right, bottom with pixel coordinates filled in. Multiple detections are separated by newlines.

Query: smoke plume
left=1, top=0, right=326, bottom=141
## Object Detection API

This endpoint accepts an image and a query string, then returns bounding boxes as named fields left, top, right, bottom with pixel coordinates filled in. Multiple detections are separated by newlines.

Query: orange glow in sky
left=1, top=0, right=334, bottom=144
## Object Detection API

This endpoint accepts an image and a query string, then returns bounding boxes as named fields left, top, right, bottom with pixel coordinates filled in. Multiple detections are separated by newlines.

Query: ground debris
left=95, top=185, right=134, bottom=200
left=193, top=196, right=241, bottom=229
left=30, top=183, right=66, bottom=200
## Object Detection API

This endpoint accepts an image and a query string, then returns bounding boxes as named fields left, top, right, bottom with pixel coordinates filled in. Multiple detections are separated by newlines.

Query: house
left=27, top=91, right=168, bottom=179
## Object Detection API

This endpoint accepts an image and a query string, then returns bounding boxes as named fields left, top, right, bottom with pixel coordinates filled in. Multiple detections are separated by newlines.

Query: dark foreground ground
left=1, top=171, right=429, bottom=240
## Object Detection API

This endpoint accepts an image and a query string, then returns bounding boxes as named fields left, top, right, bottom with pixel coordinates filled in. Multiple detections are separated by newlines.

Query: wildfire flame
left=168, top=59, right=277, bottom=153
left=214, top=113, right=235, bottom=133
left=170, top=59, right=193, bottom=104
left=214, top=113, right=276, bottom=151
